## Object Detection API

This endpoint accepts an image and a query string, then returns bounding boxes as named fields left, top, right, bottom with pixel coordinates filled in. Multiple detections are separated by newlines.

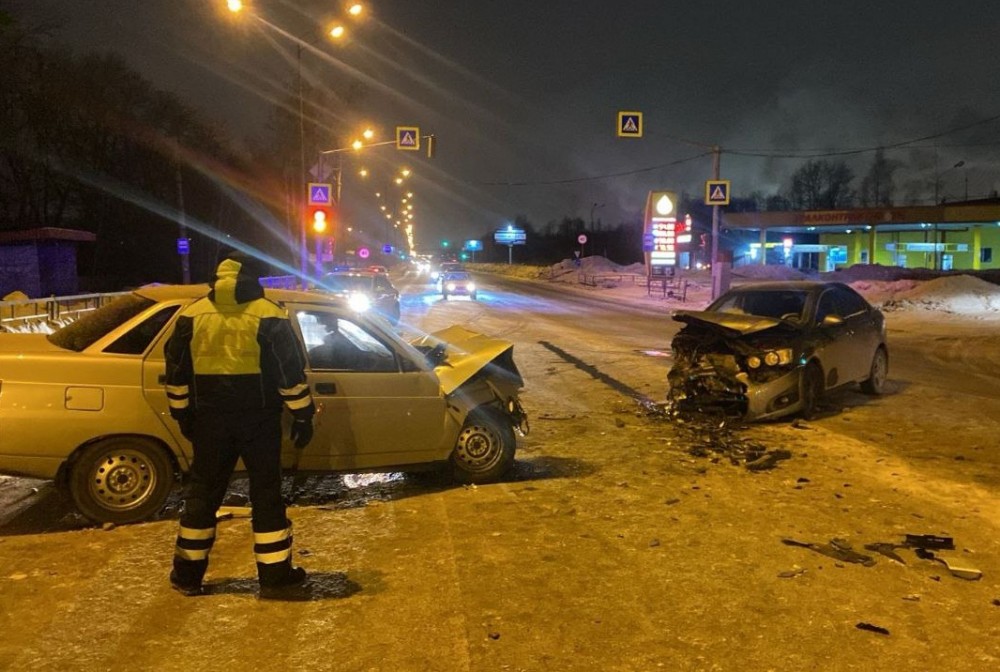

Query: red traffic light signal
left=310, top=206, right=331, bottom=233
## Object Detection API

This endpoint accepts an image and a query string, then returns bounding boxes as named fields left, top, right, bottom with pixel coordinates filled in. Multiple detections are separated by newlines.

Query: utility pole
left=710, top=145, right=722, bottom=300
left=297, top=43, right=308, bottom=282
left=174, top=149, right=191, bottom=284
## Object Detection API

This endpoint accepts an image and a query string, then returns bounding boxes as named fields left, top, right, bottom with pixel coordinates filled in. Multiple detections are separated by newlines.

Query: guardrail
left=647, top=276, right=688, bottom=301
left=1, top=276, right=301, bottom=333
left=0, top=291, right=131, bottom=332
left=577, top=272, right=643, bottom=287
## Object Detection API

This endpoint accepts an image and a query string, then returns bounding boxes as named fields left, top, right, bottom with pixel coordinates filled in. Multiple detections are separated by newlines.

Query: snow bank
left=882, top=275, right=1000, bottom=314
left=732, top=265, right=809, bottom=280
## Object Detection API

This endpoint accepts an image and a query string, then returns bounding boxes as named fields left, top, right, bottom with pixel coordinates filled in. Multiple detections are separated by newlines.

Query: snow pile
left=848, top=279, right=921, bottom=306
left=732, top=264, right=809, bottom=281
left=882, top=275, right=1000, bottom=314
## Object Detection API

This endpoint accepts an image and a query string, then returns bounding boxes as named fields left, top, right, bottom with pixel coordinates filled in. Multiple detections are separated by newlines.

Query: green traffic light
left=442, top=240, right=450, bottom=247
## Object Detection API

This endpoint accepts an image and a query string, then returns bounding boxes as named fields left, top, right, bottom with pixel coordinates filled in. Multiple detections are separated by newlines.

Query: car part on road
left=781, top=537, right=877, bottom=566
left=863, top=542, right=907, bottom=564
left=855, top=622, right=890, bottom=636
left=914, top=548, right=982, bottom=581
left=66, top=437, right=176, bottom=524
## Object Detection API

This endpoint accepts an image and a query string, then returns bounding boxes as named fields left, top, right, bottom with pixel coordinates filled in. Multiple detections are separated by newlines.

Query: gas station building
left=722, top=200, right=1000, bottom=272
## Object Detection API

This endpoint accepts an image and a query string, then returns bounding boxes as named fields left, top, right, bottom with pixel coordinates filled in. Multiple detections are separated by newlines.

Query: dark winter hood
left=208, top=256, right=265, bottom=305
left=672, top=310, right=793, bottom=338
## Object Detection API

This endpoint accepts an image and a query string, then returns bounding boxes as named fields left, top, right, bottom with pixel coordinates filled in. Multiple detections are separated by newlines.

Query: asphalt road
left=2, top=269, right=999, bottom=670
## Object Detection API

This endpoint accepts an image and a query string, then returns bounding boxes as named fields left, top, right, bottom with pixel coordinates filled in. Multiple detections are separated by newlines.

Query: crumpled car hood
left=672, top=310, right=790, bottom=338
left=410, top=325, right=523, bottom=395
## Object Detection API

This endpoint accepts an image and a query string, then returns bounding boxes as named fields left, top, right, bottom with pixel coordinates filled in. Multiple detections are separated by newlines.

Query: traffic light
left=442, top=240, right=450, bottom=248
left=310, top=205, right=330, bottom=233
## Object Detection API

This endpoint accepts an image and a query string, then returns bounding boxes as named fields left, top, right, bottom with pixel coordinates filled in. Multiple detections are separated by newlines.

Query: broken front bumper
left=669, top=365, right=805, bottom=422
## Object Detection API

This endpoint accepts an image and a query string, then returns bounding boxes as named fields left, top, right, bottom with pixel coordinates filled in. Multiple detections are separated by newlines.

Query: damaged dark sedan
left=667, top=281, right=888, bottom=421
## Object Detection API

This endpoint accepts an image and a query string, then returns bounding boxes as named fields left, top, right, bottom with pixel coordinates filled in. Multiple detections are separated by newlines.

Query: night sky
left=7, top=0, right=1000, bottom=249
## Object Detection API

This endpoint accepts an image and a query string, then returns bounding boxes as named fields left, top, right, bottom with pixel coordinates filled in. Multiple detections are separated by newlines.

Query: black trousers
left=181, top=408, right=287, bottom=534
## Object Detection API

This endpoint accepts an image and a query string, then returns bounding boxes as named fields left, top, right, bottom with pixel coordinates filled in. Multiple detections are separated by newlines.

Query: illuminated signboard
left=644, top=190, right=682, bottom=269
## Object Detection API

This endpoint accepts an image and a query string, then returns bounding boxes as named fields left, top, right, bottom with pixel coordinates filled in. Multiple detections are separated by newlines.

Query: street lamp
left=225, top=1, right=367, bottom=279
left=935, top=160, right=965, bottom=204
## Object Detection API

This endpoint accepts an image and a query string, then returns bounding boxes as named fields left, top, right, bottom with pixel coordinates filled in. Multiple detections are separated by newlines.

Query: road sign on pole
left=396, top=126, right=421, bottom=151
left=705, top=180, right=731, bottom=206
left=617, top=111, right=643, bottom=138
left=307, top=183, right=333, bottom=206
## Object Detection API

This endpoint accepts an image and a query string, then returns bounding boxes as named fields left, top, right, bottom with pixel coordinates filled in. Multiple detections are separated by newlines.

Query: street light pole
left=297, top=43, right=309, bottom=282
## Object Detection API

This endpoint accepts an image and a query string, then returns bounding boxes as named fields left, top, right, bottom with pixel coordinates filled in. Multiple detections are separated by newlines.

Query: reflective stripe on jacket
left=165, top=258, right=315, bottom=420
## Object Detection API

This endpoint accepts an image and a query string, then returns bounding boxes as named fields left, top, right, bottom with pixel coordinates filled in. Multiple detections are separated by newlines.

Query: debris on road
left=914, top=548, right=983, bottom=581
left=864, top=542, right=907, bottom=565
left=781, top=538, right=877, bottom=567
left=856, top=622, right=890, bottom=636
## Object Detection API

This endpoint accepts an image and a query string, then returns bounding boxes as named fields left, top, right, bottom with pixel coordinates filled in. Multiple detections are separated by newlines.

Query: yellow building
left=724, top=201, right=1000, bottom=271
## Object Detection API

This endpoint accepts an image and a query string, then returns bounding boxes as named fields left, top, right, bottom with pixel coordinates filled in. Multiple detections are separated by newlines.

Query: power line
left=726, top=112, right=1000, bottom=159
left=478, top=151, right=712, bottom=187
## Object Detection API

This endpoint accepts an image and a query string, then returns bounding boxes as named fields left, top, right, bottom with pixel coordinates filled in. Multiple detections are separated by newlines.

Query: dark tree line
left=0, top=18, right=317, bottom=290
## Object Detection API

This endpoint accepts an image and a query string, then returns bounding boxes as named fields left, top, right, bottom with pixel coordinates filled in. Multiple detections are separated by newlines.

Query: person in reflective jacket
left=164, top=250, right=316, bottom=598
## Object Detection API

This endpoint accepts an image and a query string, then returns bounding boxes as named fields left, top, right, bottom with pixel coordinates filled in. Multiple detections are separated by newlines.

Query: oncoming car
left=0, top=285, right=528, bottom=524
left=431, top=261, right=463, bottom=284
left=320, top=270, right=401, bottom=325
left=667, top=281, right=888, bottom=421
left=442, top=271, right=477, bottom=301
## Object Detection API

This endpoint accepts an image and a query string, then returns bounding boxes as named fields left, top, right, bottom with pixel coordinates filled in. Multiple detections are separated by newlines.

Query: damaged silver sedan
left=667, top=281, right=888, bottom=421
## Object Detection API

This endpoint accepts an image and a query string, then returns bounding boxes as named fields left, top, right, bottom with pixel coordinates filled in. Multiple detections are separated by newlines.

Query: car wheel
left=67, top=437, right=176, bottom=524
left=450, top=407, right=515, bottom=484
left=860, top=346, right=888, bottom=395
left=800, top=363, right=824, bottom=420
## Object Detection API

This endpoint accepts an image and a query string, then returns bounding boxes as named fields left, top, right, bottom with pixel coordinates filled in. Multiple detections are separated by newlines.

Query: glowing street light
left=362, top=128, right=375, bottom=140
left=351, top=139, right=363, bottom=151
left=359, top=168, right=368, bottom=177
left=400, top=168, right=411, bottom=177
left=394, top=177, right=403, bottom=185
left=348, top=3, right=364, bottom=16
left=330, top=24, right=346, bottom=39
left=227, top=0, right=243, bottom=12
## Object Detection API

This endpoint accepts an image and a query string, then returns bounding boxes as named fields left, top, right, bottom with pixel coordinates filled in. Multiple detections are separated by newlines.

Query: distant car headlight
left=446, top=282, right=456, bottom=291
left=747, top=355, right=762, bottom=369
left=431, top=271, right=440, bottom=280
left=348, top=292, right=371, bottom=313
left=466, top=282, right=475, bottom=291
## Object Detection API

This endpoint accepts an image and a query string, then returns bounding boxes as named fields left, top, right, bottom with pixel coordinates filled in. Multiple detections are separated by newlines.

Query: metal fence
left=0, top=291, right=131, bottom=332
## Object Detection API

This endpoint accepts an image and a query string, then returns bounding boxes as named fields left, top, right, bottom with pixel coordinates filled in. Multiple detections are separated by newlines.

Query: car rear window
left=47, top=294, right=156, bottom=352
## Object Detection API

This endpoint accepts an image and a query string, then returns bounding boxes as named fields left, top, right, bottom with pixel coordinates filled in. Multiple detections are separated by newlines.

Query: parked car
left=320, top=270, right=401, bottom=325
left=0, top=285, right=528, bottom=524
left=441, top=271, right=477, bottom=301
left=667, top=281, right=888, bottom=421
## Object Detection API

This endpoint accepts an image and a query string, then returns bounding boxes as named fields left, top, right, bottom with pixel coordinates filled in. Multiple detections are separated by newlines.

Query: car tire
left=450, top=406, right=516, bottom=484
left=800, top=363, right=824, bottom=421
left=67, top=437, right=176, bottom=524
left=860, top=346, right=888, bottom=395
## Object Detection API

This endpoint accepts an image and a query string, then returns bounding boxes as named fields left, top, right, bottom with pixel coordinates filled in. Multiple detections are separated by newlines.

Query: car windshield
left=446, top=272, right=470, bottom=281
left=711, top=289, right=810, bottom=321
left=322, top=275, right=373, bottom=293
left=47, top=294, right=156, bottom=352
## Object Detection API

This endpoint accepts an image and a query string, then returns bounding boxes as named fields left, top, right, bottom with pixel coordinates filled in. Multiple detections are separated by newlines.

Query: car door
left=829, top=285, right=882, bottom=382
left=811, top=288, right=858, bottom=389
left=290, top=308, right=448, bottom=471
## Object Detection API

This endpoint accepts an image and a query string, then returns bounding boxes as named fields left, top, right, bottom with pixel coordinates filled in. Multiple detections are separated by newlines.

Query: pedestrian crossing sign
left=307, top=183, right=332, bottom=205
left=396, top=126, right=420, bottom=151
left=617, top=111, right=643, bottom=138
left=705, top=180, right=731, bottom=205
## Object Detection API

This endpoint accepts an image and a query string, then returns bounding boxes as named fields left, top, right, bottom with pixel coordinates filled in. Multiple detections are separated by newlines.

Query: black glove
left=174, top=412, right=195, bottom=442
left=290, top=418, right=313, bottom=449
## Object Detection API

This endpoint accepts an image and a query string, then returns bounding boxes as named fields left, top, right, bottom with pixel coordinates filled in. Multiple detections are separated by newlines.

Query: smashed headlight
left=747, top=348, right=793, bottom=368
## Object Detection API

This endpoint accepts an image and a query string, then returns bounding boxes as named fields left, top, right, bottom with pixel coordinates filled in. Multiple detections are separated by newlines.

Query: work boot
left=258, top=566, right=308, bottom=600
left=169, top=569, right=205, bottom=597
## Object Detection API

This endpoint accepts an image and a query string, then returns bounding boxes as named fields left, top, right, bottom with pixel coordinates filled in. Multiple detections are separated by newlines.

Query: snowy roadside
left=470, top=258, right=1000, bottom=334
